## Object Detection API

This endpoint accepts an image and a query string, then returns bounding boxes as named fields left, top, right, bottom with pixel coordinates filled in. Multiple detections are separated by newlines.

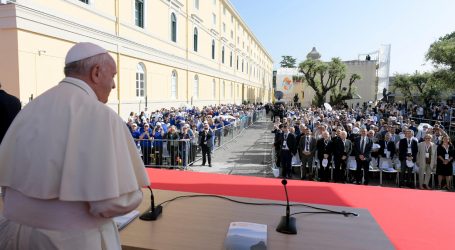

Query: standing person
left=179, top=125, right=193, bottom=168
left=214, top=118, right=223, bottom=147
left=436, top=136, right=454, bottom=190
left=316, top=131, right=333, bottom=182
left=417, top=134, right=437, bottom=189
left=139, top=123, right=153, bottom=165
left=0, top=82, right=21, bottom=144
left=354, top=128, right=373, bottom=185
left=152, top=123, right=165, bottom=166
left=298, top=128, right=317, bottom=180
left=199, top=122, right=213, bottom=167
left=272, top=123, right=284, bottom=168
left=166, top=125, right=180, bottom=167
left=398, top=129, right=418, bottom=188
left=333, top=131, right=352, bottom=183
left=0, top=42, right=149, bottom=249
left=378, top=132, right=396, bottom=163
left=276, top=124, right=297, bottom=179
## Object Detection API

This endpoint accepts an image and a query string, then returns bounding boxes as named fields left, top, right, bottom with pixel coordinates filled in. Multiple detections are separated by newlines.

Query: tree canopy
left=280, top=56, right=297, bottom=68
left=426, top=31, right=455, bottom=70
left=298, top=57, right=360, bottom=107
left=426, top=31, right=455, bottom=90
left=392, top=71, right=443, bottom=104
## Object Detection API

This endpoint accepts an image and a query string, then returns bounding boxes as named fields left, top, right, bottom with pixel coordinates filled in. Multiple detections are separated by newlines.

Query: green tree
left=298, top=57, right=360, bottom=107
left=280, top=56, right=297, bottom=68
left=392, top=71, right=443, bottom=104
left=329, top=74, right=361, bottom=106
left=426, top=31, right=455, bottom=89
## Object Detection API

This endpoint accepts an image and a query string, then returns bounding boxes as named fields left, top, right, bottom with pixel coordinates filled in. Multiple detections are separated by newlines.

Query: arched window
left=171, top=70, right=178, bottom=99
left=211, top=39, right=215, bottom=60
left=230, top=51, right=233, bottom=67
left=193, top=27, right=198, bottom=52
left=171, top=13, right=177, bottom=42
left=221, top=81, right=225, bottom=99
left=221, top=46, right=225, bottom=64
left=212, top=79, right=216, bottom=99
left=136, top=63, right=146, bottom=97
left=242, top=59, right=244, bottom=72
left=193, top=75, right=199, bottom=99
left=236, top=56, right=239, bottom=70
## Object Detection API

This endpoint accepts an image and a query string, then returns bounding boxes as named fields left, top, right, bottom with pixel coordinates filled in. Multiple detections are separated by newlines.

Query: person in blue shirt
left=138, top=123, right=153, bottom=166
left=130, top=123, right=141, bottom=139
left=169, top=113, right=176, bottom=126
left=161, top=120, right=169, bottom=134
left=214, top=118, right=224, bottom=147
left=152, top=123, right=165, bottom=166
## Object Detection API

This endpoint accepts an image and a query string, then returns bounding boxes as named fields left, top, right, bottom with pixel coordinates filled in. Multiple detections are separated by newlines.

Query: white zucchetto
left=65, top=42, right=108, bottom=65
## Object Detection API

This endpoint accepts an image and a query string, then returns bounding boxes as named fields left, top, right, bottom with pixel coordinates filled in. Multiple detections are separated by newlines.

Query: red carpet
left=146, top=168, right=455, bottom=250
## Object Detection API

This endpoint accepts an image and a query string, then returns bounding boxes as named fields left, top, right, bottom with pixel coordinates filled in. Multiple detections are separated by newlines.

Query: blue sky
left=229, top=0, right=455, bottom=75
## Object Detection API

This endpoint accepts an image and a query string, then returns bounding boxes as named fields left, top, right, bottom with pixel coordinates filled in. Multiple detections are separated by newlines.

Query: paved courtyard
left=188, top=114, right=275, bottom=178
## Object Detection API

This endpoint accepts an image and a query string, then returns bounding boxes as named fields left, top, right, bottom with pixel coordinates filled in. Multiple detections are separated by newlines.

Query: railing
left=134, top=109, right=265, bottom=169
left=408, top=115, right=455, bottom=138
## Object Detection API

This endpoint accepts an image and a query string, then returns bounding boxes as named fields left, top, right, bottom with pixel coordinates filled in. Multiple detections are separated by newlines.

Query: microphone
left=276, top=179, right=297, bottom=234
left=139, top=186, right=163, bottom=221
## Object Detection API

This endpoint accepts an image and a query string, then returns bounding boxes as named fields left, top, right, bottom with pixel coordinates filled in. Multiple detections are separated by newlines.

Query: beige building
left=275, top=48, right=378, bottom=107
left=276, top=59, right=377, bottom=107
left=0, top=0, right=273, bottom=118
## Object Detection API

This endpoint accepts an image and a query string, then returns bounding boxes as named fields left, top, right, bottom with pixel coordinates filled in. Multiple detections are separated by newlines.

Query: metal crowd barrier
left=134, top=109, right=265, bottom=169
left=408, top=115, right=455, bottom=138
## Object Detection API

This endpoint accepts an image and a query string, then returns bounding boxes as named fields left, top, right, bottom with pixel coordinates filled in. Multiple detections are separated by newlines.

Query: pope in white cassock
left=0, top=42, right=150, bottom=249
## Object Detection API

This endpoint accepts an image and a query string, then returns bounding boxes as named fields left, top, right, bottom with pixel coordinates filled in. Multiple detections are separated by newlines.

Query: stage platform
left=146, top=168, right=455, bottom=250
left=121, top=189, right=393, bottom=250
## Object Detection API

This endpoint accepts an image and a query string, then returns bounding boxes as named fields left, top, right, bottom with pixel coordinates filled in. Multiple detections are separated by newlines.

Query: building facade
left=275, top=59, right=377, bottom=107
left=0, top=0, right=273, bottom=118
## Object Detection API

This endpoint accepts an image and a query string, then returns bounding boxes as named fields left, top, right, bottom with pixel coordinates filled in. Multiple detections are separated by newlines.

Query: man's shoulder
left=0, top=90, right=20, bottom=103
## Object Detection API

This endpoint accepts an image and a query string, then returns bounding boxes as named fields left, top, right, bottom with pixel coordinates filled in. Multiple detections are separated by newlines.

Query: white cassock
left=0, top=77, right=150, bottom=250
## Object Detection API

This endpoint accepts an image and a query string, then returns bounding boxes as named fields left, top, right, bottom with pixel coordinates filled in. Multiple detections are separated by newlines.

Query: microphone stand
left=139, top=186, right=163, bottom=221
left=276, top=179, right=297, bottom=234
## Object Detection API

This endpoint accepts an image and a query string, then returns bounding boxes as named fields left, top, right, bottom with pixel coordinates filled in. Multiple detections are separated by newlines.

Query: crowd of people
left=125, top=103, right=263, bottom=168
left=376, top=101, right=454, bottom=127
left=269, top=101, right=454, bottom=190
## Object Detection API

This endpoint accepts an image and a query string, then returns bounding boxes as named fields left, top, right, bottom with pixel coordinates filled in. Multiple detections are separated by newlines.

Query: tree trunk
left=314, top=93, right=326, bottom=107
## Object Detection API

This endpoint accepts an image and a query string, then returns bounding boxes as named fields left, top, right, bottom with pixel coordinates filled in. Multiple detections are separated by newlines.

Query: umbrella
left=323, top=103, right=332, bottom=111
left=417, top=123, right=433, bottom=130
left=213, top=115, right=236, bottom=121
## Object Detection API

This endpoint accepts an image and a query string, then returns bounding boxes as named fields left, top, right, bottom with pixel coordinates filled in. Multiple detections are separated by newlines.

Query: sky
left=229, top=0, right=455, bottom=75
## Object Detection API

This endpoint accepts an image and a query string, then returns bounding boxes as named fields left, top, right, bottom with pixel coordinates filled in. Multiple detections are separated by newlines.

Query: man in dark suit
left=333, top=131, right=352, bottom=183
left=272, top=123, right=283, bottom=168
left=354, top=128, right=373, bottom=185
left=0, top=82, right=21, bottom=144
left=398, top=129, right=418, bottom=188
left=199, top=122, right=214, bottom=167
left=298, top=127, right=317, bottom=180
left=316, top=131, right=333, bottom=182
left=378, top=132, right=396, bottom=160
left=276, top=124, right=297, bottom=179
